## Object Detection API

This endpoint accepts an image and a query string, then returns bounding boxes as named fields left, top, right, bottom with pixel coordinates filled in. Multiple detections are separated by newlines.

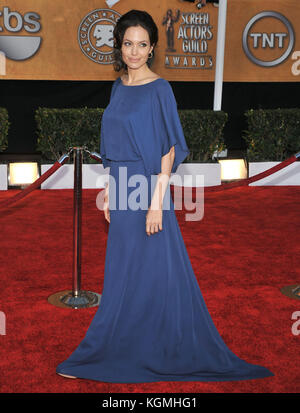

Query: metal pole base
left=48, top=289, right=101, bottom=309
left=280, top=284, right=300, bottom=301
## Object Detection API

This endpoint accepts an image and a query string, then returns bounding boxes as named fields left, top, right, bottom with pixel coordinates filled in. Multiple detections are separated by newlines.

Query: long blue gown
left=56, top=76, right=274, bottom=383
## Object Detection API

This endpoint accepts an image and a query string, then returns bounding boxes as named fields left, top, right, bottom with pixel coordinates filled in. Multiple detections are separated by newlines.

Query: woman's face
left=121, top=25, right=153, bottom=70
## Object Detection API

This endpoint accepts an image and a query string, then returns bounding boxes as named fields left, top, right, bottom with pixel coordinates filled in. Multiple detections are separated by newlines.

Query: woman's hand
left=145, top=149, right=173, bottom=236
left=103, top=184, right=110, bottom=223
left=146, top=206, right=162, bottom=236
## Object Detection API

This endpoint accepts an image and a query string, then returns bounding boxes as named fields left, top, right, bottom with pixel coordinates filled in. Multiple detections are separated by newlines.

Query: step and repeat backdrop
left=0, top=0, right=299, bottom=81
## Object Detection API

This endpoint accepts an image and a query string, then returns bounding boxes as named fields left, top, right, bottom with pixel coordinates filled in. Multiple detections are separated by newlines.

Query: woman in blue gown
left=56, top=9, right=274, bottom=383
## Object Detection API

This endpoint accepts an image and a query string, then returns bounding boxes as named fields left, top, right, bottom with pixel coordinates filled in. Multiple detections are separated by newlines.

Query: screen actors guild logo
left=243, top=11, right=295, bottom=67
left=0, top=6, right=42, bottom=61
left=163, top=9, right=180, bottom=52
left=164, top=9, right=213, bottom=70
left=78, top=9, right=121, bottom=64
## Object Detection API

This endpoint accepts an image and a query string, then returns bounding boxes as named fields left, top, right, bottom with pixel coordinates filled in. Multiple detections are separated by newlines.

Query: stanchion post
left=73, top=147, right=82, bottom=297
left=48, top=146, right=101, bottom=309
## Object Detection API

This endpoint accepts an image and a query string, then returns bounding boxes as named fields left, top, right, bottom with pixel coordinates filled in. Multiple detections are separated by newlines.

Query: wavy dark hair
left=112, top=10, right=158, bottom=72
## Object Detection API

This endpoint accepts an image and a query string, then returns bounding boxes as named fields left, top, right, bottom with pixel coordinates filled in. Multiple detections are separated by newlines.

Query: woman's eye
left=124, top=42, right=147, bottom=47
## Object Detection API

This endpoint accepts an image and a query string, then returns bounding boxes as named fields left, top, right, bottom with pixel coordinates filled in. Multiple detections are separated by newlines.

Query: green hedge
left=179, top=109, right=227, bottom=162
left=0, top=108, right=9, bottom=153
left=243, top=108, right=300, bottom=161
left=35, top=107, right=104, bottom=163
left=35, top=107, right=227, bottom=163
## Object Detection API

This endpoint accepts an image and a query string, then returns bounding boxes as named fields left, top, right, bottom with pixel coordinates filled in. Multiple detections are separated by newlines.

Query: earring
left=148, top=51, right=153, bottom=59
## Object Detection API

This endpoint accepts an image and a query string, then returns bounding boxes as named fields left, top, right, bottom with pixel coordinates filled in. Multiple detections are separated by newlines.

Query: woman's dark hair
left=112, top=10, right=158, bottom=72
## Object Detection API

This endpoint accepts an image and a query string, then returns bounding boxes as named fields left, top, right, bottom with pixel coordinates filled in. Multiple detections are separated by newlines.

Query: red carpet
left=0, top=186, right=299, bottom=393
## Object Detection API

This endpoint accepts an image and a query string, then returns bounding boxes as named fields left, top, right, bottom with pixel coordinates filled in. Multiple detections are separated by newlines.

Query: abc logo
left=0, top=6, right=42, bottom=61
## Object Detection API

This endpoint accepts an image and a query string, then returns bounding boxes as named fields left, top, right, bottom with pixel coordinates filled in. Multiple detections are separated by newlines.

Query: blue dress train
left=56, top=77, right=274, bottom=383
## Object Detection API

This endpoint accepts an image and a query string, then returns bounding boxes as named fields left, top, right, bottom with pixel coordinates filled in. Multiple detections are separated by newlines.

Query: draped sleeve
left=100, top=77, right=190, bottom=175
left=151, top=80, right=190, bottom=174
left=100, top=79, right=119, bottom=169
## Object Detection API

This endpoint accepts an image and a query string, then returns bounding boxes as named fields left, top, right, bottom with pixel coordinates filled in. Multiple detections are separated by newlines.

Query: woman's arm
left=103, top=146, right=175, bottom=229
left=103, top=183, right=110, bottom=223
left=146, top=145, right=175, bottom=236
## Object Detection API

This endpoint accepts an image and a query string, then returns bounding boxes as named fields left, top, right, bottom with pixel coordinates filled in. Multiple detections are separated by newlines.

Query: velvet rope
left=203, top=155, right=298, bottom=192
left=0, top=161, right=63, bottom=209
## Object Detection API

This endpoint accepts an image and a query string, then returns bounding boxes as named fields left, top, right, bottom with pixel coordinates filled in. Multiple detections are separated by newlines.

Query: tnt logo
left=243, top=11, right=295, bottom=67
left=0, top=6, right=42, bottom=61
left=0, top=311, right=6, bottom=335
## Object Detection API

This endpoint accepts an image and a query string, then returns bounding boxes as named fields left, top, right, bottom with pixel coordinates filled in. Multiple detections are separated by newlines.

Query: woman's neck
left=122, top=68, right=156, bottom=85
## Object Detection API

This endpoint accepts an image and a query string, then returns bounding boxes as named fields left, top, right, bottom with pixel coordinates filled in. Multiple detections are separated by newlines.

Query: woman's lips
left=129, top=58, right=140, bottom=62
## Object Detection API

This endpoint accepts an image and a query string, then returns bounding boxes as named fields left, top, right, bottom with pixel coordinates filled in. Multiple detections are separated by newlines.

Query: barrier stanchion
left=48, top=147, right=101, bottom=309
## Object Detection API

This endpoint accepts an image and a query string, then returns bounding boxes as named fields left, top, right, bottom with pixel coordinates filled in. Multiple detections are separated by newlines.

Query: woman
left=56, top=9, right=274, bottom=383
